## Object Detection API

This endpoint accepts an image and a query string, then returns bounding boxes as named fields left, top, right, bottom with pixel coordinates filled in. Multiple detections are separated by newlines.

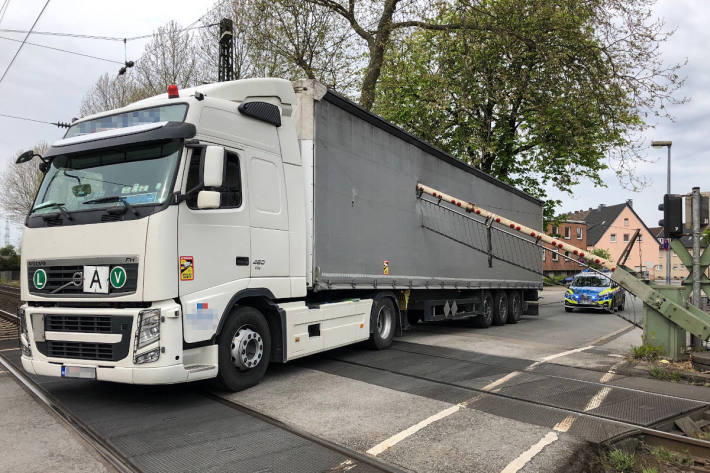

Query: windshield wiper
left=31, top=201, right=73, bottom=221
left=83, top=196, right=139, bottom=216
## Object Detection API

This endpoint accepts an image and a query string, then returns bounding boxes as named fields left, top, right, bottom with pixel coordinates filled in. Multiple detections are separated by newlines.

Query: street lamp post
left=652, top=140, right=672, bottom=285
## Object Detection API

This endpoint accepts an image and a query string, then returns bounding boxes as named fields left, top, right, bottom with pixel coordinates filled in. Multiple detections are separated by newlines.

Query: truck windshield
left=572, top=276, right=610, bottom=287
left=64, top=104, right=187, bottom=138
left=31, top=142, right=181, bottom=215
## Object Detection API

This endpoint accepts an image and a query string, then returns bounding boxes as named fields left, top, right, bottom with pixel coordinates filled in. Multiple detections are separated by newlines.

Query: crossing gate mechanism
left=416, top=183, right=710, bottom=360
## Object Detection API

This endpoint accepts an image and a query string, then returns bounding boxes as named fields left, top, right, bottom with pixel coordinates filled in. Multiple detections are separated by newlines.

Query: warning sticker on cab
left=383, top=260, right=390, bottom=275
left=180, top=256, right=194, bottom=281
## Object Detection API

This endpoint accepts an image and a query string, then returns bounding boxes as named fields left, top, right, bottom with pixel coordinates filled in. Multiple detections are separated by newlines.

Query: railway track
left=0, top=289, right=402, bottom=473
left=0, top=288, right=708, bottom=471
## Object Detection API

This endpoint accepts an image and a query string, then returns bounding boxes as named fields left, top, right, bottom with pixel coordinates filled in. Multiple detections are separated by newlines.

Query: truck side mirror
left=202, top=146, right=225, bottom=188
left=197, top=190, right=221, bottom=209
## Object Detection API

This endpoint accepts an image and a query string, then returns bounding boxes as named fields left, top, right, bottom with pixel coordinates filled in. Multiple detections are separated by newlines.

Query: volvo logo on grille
left=72, top=271, right=83, bottom=287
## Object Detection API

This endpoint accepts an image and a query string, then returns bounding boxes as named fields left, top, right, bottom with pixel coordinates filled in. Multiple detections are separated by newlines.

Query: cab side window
left=185, top=149, right=242, bottom=209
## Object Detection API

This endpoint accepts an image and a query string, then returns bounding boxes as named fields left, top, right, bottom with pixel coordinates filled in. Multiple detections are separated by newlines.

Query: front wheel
left=370, top=296, right=396, bottom=350
left=216, top=306, right=271, bottom=392
left=564, top=307, right=573, bottom=313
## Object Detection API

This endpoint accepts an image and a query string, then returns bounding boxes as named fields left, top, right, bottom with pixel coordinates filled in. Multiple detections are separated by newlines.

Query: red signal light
left=167, top=84, right=179, bottom=98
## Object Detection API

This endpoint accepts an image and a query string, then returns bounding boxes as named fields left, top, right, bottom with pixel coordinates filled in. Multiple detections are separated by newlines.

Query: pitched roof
left=648, top=226, right=663, bottom=238
left=583, top=203, right=628, bottom=245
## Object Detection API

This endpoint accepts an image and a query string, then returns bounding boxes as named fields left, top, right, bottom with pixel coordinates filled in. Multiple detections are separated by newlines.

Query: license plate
left=83, top=265, right=109, bottom=293
left=61, top=366, right=96, bottom=379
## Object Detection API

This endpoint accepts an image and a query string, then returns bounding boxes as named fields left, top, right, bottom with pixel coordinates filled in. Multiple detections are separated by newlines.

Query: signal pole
left=218, top=18, right=234, bottom=82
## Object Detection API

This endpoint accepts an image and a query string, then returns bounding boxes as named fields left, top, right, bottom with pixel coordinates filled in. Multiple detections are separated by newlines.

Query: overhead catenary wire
left=0, top=35, right=123, bottom=64
left=0, top=0, right=50, bottom=84
left=0, top=0, right=10, bottom=26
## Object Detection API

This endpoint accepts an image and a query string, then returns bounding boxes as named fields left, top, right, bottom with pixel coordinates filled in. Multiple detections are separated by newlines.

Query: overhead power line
left=0, top=0, right=50, bottom=84
left=0, top=22, right=217, bottom=43
left=0, top=0, right=10, bottom=26
left=0, top=112, right=70, bottom=128
left=0, top=35, right=123, bottom=64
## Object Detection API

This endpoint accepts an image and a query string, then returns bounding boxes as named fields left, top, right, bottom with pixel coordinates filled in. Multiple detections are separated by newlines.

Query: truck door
left=177, top=146, right=250, bottom=343
left=247, top=148, right=289, bottom=280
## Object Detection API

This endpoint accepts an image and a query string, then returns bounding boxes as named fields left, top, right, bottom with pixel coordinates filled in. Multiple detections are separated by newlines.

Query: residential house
left=650, top=227, right=706, bottom=281
left=568, top=201, right=658, bottom=277
left=542, top=219, right=587, bottom=277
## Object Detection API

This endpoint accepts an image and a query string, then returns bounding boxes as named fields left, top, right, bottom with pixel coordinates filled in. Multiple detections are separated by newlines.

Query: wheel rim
left=483, top=296, right=493, bottom=321
left=511, top=295, right=521, bottom=319
left=377, top=305, right=393, bottom=339
left=230, top=326, right=263, bottom=371
left=498, top=297, right=508, bottom=318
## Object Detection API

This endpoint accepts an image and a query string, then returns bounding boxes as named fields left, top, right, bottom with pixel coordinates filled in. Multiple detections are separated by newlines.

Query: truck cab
left=18, top=79, right=379, bottom=391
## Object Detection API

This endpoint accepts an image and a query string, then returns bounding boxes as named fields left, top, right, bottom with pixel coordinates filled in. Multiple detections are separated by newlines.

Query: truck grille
left=45, top=315, right=112, bottom=333
left=27, top=263, right=138, bottom=296
left=46, top=341, right=113, bottom=361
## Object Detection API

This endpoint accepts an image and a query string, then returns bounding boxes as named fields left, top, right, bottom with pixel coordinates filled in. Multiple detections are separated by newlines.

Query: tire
left=564, top=307, right=573, bottom=313
left=492, top=291, right=508, bottom=325
left=216, top=306, right=271, bottom=392
left=507, top=291, right=522, bottom=324
left=474, top=291, right=494, bottom=328
left=370, top=296, right=396, bottom=350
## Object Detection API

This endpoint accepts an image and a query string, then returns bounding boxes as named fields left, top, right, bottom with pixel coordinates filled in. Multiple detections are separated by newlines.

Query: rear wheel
left=507, top=291, right=522, bottom=324
left=370, top=296, right=396, bottom=350
left=216, top=306, right=271, bottom=392
left=474, top=291, right=494, bottom=328
left=492, top=291, right=508, bottom=325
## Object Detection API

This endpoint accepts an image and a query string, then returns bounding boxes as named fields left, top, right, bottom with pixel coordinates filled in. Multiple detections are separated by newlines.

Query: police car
left=564, top=271, right=625, bottom=313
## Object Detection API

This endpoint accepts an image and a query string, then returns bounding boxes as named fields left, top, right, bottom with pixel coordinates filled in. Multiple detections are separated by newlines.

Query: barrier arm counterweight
left=416, top=183, right=710, bottom=342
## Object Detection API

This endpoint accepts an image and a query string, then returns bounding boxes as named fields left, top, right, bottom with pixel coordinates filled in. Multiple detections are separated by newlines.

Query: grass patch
left=607, top=449, right=636, bottom=472
left=543, top=274, right=566, bottom=286
left=650, top=446, right=692, bottom=466
left=649, top=366, right=685, bottom=382
left=640, top=467, right=658, bottom=473
left=631, top=344, right=665, bottom=361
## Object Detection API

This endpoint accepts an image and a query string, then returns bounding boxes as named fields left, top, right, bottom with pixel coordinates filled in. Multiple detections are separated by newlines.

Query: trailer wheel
left=370, top=296, right=396, bottom=349
left=215, top=306, right=271, bottom=392
left=474, top=291, right=494, bottom=328
left=492, top=291, right=508, bottom=325
left=507, top=291, right=522, bottom=324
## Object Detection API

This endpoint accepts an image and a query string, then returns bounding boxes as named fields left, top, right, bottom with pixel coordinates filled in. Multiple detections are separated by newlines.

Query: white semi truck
left=17, top=79, right=543, bottom=391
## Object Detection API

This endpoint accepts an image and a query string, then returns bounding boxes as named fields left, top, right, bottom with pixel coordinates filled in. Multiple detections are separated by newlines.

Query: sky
left=0, top=0, right=707, bottom=245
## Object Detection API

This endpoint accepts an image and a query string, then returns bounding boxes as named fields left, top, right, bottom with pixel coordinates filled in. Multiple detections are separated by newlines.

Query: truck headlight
left=135, top=309, right=160, bottom=349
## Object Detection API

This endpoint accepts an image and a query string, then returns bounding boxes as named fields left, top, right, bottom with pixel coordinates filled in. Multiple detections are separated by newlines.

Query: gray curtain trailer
left=294, top=80, right=543, bottom=327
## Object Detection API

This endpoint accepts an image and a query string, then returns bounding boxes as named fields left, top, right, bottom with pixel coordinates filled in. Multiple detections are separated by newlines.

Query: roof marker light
left=167, top=84, right=179, bottom=98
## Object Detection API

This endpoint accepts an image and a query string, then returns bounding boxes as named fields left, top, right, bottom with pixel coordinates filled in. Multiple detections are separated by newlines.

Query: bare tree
left=0, top=142, right=48, bottom=224
left=197, top=0, right=362, bottom=93
left=135, top=20, right=205, bottom=95
left=79, top=73, right=148, bottom=117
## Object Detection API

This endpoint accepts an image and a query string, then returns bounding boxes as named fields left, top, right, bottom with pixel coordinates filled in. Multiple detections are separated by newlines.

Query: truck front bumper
left=18, top=299, right=217, bottom=385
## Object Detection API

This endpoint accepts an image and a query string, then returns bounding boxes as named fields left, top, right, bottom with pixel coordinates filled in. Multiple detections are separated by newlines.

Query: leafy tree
left=0, top=142, right=48, bottom=224
left=588, top=248, right=612, bottom=270
left=374, top=0, right=685, bottom=218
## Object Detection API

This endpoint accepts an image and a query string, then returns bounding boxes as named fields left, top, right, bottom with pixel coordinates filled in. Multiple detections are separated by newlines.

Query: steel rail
left=0, top=354, right=140, bottom=473
left=207, top=393, right=408, bottom=473
left=327, top=355, right=710, bottom=454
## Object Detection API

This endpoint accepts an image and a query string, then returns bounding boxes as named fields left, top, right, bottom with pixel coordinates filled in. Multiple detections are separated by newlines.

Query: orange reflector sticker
left=295, top=336, right=300, bottom=342
left=360, top=323, right=364, bottom=328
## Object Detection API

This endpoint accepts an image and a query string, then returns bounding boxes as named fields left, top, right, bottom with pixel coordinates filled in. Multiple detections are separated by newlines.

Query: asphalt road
left=3, top=287, right=708, bottom=473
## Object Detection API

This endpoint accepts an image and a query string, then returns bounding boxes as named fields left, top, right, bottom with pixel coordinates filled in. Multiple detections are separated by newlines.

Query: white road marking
left=498, top=415, right=578, bottom=473
left=366, top=404, right=461, bottom=456
left=584, top=387, right=612, bottom=412
left=553, top=415, right=576, bottom=433
left=0, top=347, right=19, bottom=352
left=599, top=360, right=625, bottom=383
left=482, top=371, right=520, bottom=391
left=526, top=346, right=593, bottom=369
left=499, top=432, right=558, bottom=473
